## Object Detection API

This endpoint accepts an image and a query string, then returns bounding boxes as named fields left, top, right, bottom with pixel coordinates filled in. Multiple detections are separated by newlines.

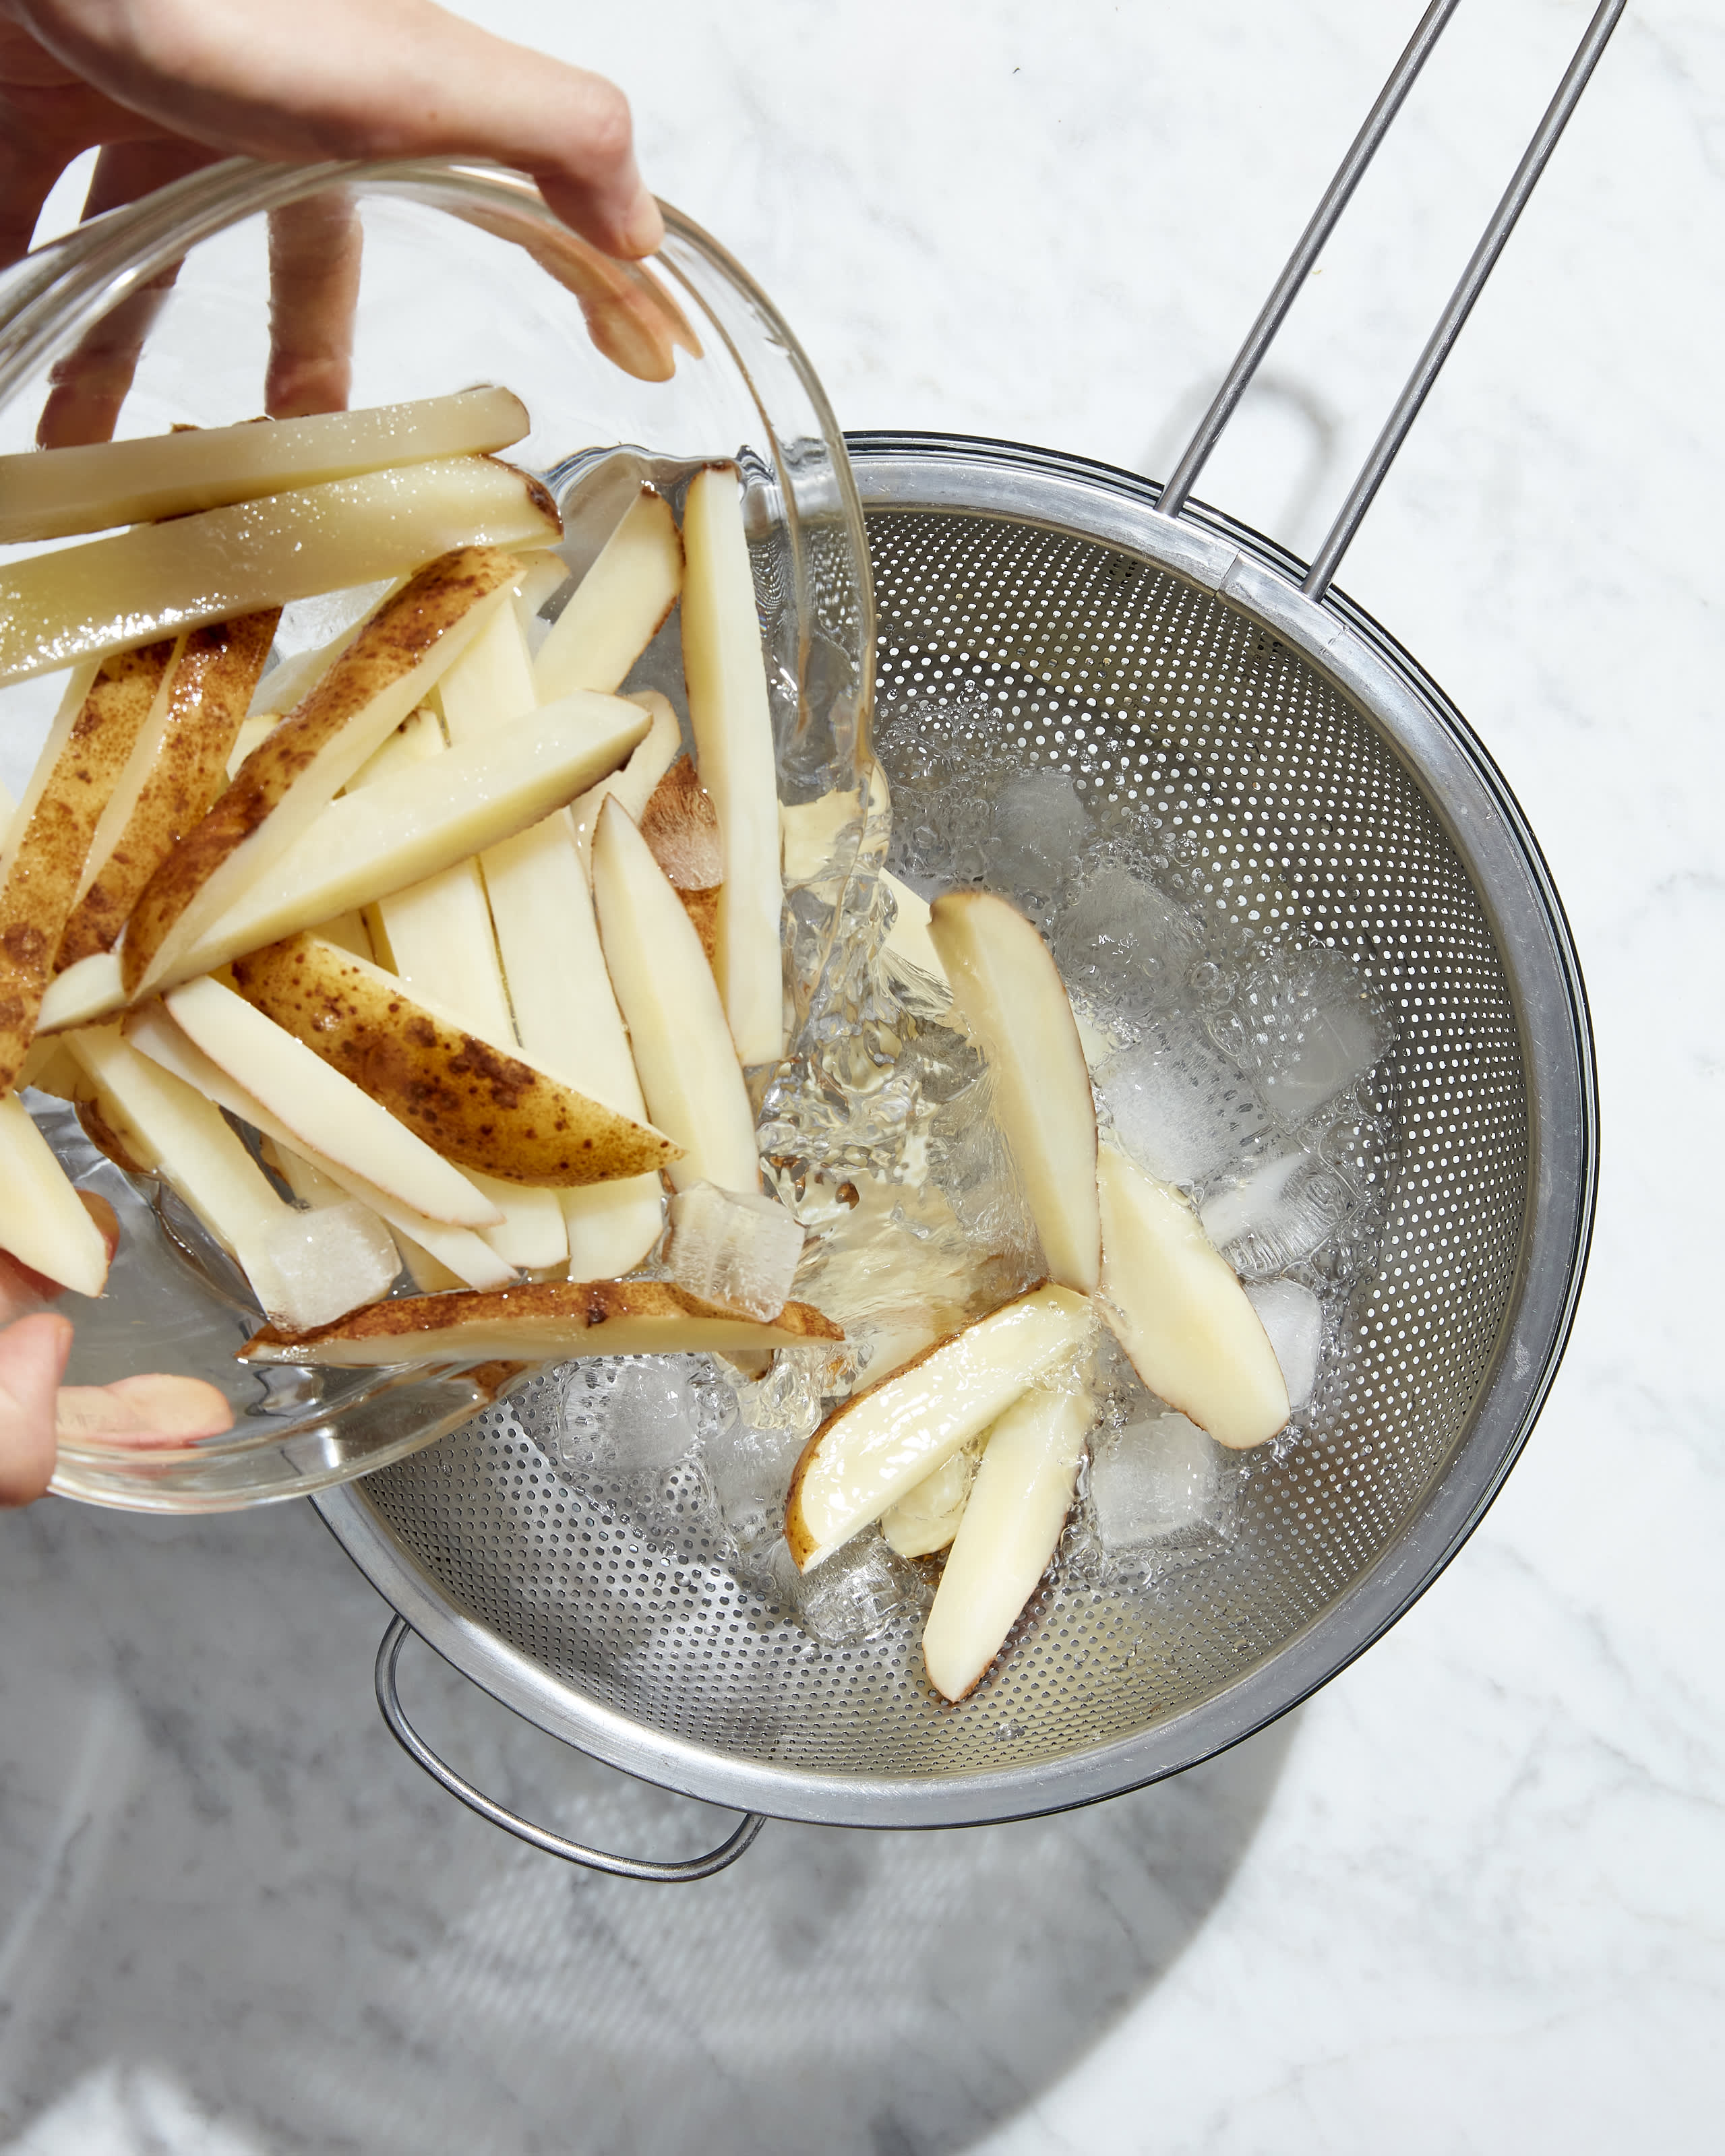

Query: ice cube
left=1211, top=948, right=1389, bottom=1123
left=1054, top=862, right=1199, bottom=1024
left=1199, top=1145, right=1352, bottom=1276
left=704, top=1417, right=806, bottom=1555
left=1089, top=1413, right=1219, bottom=1547
left=251, top=1200, right=399, bottom=1330
left=665, top=1181, right=806, bottom=1321
left=774, top=1529, right=928, bottom=1646
left=558, top=1356, right=701, bottom=1477
left=1245, top=1279, right=1323, bottom=1409
left=1099, top=1018, right=1268, bottom=1185
left=989, top=769, right=1091, bottom=900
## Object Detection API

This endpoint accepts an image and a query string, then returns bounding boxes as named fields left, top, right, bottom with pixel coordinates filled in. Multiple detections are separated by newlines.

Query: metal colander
left=315, top=0, right=1609, bottom=1877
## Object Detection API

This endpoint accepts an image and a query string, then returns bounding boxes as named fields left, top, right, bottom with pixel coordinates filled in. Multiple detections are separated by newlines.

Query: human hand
left=1, top=1212, right=234, bottom=1508
left=1, top=0, right=667, bottom=433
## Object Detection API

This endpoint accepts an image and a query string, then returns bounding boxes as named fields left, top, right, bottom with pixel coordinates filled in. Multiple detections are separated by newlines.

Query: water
left=532, top=682, right=1397, bottom=1638
left=664, top=1180, right=806, bottom=1320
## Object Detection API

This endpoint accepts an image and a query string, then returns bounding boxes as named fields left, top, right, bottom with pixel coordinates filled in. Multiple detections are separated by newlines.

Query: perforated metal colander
left=315, top=0, right=1608, bottom=1878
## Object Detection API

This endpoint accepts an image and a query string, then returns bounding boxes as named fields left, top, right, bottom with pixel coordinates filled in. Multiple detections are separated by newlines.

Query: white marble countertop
left=3, top=3, right=1722, bottom=2150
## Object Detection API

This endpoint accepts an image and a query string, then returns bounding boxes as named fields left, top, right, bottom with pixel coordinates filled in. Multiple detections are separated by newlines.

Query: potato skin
left=57, top=609, right=279, bottom=969
left=231, top=931, right=680, bottom=1188
left=241, top=1276, right=843, bottom=1358
left=121, top=547, right=518, bottom=991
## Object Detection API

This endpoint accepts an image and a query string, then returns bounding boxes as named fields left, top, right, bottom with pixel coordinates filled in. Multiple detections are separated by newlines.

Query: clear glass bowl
left=0, top=158, right=873, bottom=1510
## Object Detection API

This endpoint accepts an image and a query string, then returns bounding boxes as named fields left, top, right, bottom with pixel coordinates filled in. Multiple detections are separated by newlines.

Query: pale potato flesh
left=0, top=457, right=557, bottom=687
left=1096, top=1146, right=1289, bottom=1450
left=921, top=1382, right=1093, bottom=1702
left=162, top=975, right=504, bottom=1229
left=568, top=691, right=682, bottom=870
left=57, top=610, right=280, bottom=970
left=229, top=933, right=679, bottom=1189
left=590, top=796, right=759, bottom=1195
left=239, top=1277, right=842, bottom=1367
left=123, top=1002, right=513, bottom=1290
left=533, top=487, right=682, bottom=702
left=928, top=890, right=1100, bottom=1295
left=785, top=1283, right=1094, bottom=1568
left=0, top=643, right=177, bottom=1091
left=0, top=388, right=531, bottom=545
left=679, top=464, right=784, bottom=1065
left=0, top=1089, right=110, bottom=1297
left=880, top=1442, right=979, bottom=1560
left=122, top=547, right=524, bottom=997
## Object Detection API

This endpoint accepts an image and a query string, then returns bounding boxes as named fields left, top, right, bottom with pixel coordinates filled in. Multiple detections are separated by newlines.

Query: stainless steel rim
left=315, top=431, right=1598, bottom=1830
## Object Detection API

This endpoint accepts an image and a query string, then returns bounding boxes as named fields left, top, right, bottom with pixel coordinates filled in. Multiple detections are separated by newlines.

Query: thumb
left=0, top=1311, right=72, bottom=1506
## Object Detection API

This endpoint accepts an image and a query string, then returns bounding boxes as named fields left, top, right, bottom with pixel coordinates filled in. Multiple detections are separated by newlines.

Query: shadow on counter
left=0, top=1489, right=1296, bottom=2155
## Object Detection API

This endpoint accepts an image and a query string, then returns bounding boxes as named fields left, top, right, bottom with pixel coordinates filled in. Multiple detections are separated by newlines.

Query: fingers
left=21, top=0, right=662, bottom=259
left=34, top=136, right=214, bottom=446
left=0, top=1311, right=71, bottom=1505
left=55, top=1370, right=235, bottom=1445
left=264, top=189, right=361, bottom=418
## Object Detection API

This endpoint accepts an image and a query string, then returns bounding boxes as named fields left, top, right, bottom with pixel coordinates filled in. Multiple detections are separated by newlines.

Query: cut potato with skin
left=0, top=643, right=177, bottom=1091
left=239, top=1277, right=842, bottom=1368
left=881, top=1441, right=979, bottom=1560
left=0, top=1090, right=110, bottom=1297
left=680, top=464, right=783, bottom=1065
left=533, top=487, right=682, bottom=702
left=921, top=1382, right=1093, bottom=1702
left=590, top=796, right=758, bottom=1195
left=0, top=388, right=531, bottom=545
left=1096, top=1146, right=1289, bottom=1450
left=32, top=691, right=651, bottom=1034
left=928, top=890, right=1100, bottom=1295
left=123, top=1002, right=513, bottom=1290
left=444, top=613, right=665, bottom=1275
left=0, top=456, right=557, bottom=688
left=568, top=689, right=682, bottom=870
left=122, top=547, right=524, bottom=997
left=785, top=1283, right=1094, bottom=1569
left=226, top=712, right=278, bottom=779
left=58, top=609, right=280, bottom=970
left=229, top=933, right=679, bottom=1188
left=162, top=974, right=504, bottom=1229
left=348, top=704, right=570, bottom=1274
left=65, top=1024, right=394, bottom=1330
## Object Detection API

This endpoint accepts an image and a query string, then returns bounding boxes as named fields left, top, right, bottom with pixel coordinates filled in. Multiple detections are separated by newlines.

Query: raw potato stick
left=921, top=1384, right=1093, bottom=1702
left=0, top=388, right=531, bottom=545
left=568, top=690, right=682, bottom=870
left=680, top=464, right=785, bottom=1064
left=928, top=890, right=1101, bottom=1293
left=0, top=456, right=558, bottom=687
left=351, top=698, right=568, bottom=1272
left=229, top=933, right=679, bottom=1188
left=590, top=797, right=759, bottom=1195
left=162, top=975, right=504, bottom=1230
left=32, top=690, right=652, bottom=1032
left=785, top=1283, right=1095, bottom=1569
left=1096, top=1146, right=1288, bottom=1450
left=533, top=487, right=682, bottom=702
left=58, top=609, right=280, bottom=969
left=121, top=547, right=522, bottom=997
left=0, top=643, right=175, bottom=1092
left=241, top=1277, right=843, bottom=1368
left=0, top=1090, right=109, bottom=1297
left=123, top=1002, right=513, bottom=1291
left=438, top=607, right=663, bottom=1274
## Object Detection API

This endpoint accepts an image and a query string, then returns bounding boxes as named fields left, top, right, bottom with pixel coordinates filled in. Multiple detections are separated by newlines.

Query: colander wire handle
left=1157, top=0, right=1627, bottom=600
left=374, top=1617, right=767, bottom=1882
left=1156, top=0, right=1461, bottom=524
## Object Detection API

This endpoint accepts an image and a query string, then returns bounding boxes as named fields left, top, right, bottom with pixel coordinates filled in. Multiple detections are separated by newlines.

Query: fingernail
left=619, top=189, right=665, bottom=259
